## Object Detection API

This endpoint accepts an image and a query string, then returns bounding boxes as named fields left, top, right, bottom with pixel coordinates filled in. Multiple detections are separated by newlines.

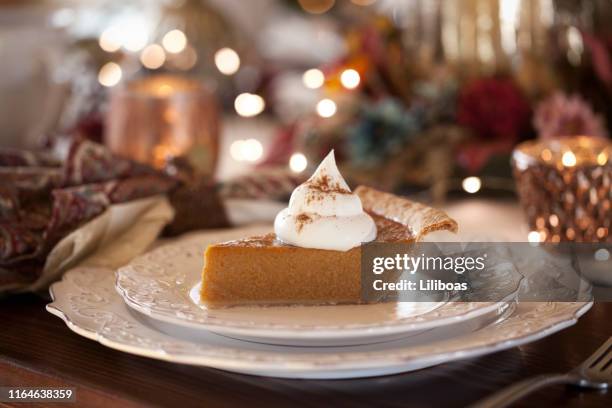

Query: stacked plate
left=47, top=226, right=592, bottom=379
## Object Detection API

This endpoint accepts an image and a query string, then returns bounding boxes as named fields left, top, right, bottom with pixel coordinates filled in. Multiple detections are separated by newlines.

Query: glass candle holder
left=104, top=75, right=220, bottom=176
left=512, top=136, right=611, bottom=242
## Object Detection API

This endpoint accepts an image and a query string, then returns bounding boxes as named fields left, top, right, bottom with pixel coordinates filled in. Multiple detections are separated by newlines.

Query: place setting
left=47, top=151, right=594, bottom=379
left=1, top=1, right=611, bottom=406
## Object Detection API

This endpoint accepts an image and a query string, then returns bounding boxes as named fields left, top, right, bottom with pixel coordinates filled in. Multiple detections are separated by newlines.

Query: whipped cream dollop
left=274, top=151, right=377, bottom=251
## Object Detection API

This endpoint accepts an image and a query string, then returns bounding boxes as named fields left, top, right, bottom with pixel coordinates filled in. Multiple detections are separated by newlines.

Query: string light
left=340, top=69, right=360, bottom=89
left=462, top=176, right=482, bottom=194
left=230, top=139, right=263, bottom=162
left=561, top=151, right=576, bottom=167
left=140, top=44, right=166, bottom=69
left=289, top=153, right=308, bottom=173
left=98, top=62, right=122, bottom=87
left=162, top=29, right=187, bottom=54
left=234, top=93, right=265, bottom=117
left=214, top=47, right=240, bottom=75
left=242, top=139, right=263, bottom=162
left=316, top=98, right=337, bottom=118
left=302, top=69, right=325, bottom=89
left=99, top=27, right=122, bottom=52
left=122, top=26, right=148, bottom=52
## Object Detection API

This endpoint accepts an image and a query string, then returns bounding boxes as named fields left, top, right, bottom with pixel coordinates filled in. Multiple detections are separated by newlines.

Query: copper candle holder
left=104, top=75, right=220, bottom=176
left=512, top=136, right=611, bottom=243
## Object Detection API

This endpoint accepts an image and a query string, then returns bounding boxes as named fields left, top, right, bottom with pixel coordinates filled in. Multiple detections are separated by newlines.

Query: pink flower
left=534, top=92, right=608, bottom=139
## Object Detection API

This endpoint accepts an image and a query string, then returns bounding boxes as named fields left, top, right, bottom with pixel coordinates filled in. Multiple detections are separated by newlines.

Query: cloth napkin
left=0, top=140, right=228, bottom=294
left=28, top=195, right=174, bottom=292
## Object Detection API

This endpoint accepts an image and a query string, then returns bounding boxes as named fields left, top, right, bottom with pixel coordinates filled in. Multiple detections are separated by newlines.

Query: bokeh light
left=597, top=152, right=608, bottom=166
left=340, top=69, right=361, bottom=89
left=99, top=27, right=122, bottom=52
left=302, top=69, right=325, bottom=89
left=549, top=214, right=559, bottom=227
left=98, top=62, right=122, bottom=87
left=316, top=98, right=337, bottom=118
left=527, top=231, right=541, bottom=243
left=140, top=44, right=166, bottom=69
left=234, top=93, right=265, bottom=117
left=561, top=151, right=576, bottom=167
left=214, top=47, right=240, bottom=75
left=540, top=148, right=552, bottom=161
left=289, top=153, right=308, bottom=173
left=122, top=26, right=148, bottom=52
left=462, top=176, right=482, bottom=194
left=230, top=140, right=244, bottom=161
left=162, top=29, right=187, bottom=54
left=230, top=139, right=263, bottom=162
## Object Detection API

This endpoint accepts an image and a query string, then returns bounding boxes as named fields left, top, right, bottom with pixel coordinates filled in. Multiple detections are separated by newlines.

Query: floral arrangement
left=260, top=13, right=612, bottom=200
left=457, top=78, right=531, bottom=143
left=533, top=92, right=608, bottom=139
left=455, top=77, right=531, bottom=175
left=346, top=99, right=424, bottom=167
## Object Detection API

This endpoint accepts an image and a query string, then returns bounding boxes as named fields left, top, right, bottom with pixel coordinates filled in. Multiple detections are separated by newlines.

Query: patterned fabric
left=0, top=140, right=179, bottom=290
left=63, top=140, right=157, bottom=185
left=219, top=168, right=306, bottom=201
left=0, top=148, right=60, bottom=167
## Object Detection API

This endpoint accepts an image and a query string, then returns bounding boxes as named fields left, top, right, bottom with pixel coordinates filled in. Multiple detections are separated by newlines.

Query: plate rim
left=114, top=231, right=524, bottom=338
left=117, top=280, right=517, bottom=339
left=47, top=266, right=593, bottom=378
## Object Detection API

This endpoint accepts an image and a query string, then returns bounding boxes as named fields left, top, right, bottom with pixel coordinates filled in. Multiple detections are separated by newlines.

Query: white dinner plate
left=48, top=265, right=591, bottom=379
left=115, top=228, right=522, bottom=346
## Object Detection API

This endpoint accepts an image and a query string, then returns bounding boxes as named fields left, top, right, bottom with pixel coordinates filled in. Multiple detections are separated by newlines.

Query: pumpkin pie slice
left=201, top=186, right=457, bottom=308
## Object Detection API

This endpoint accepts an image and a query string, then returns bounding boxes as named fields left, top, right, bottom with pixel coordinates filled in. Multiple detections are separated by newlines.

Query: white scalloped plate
left=115, top=228, right=522, bottom=346
left=48, top=266, right=591, bottom=379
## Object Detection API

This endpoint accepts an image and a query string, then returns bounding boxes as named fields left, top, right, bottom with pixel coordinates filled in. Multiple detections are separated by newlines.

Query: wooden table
left=0, top=294, right=610, bottom=408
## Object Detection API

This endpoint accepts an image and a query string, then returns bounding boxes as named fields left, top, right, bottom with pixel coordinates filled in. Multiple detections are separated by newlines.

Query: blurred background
left=1, top=0, right=611, bottom=292
left=1, top=0, right=611, bottom=203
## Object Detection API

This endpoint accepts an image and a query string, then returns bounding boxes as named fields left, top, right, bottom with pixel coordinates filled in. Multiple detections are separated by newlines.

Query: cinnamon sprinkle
left=295, top=213, right=313, bottom=232
left=307, top=174, right=350, bottom=193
